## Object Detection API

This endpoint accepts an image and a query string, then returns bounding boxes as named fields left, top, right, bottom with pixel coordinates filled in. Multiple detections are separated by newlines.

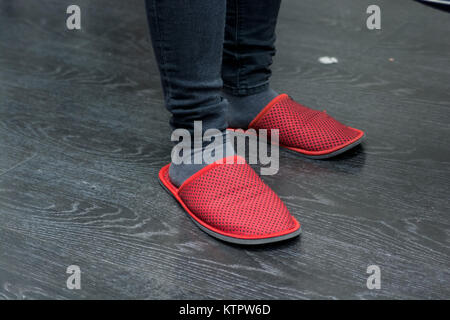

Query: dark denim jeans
left=145, top=0, right=281, bottom=133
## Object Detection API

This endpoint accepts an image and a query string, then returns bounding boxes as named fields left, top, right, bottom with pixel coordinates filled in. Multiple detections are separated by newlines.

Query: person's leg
left=145, top=0, right=233, bottom=187
left=222, top=0, right=281, bottom=129
left=222, top=0, right=365, bottom=157
left=147, top=0, right=300, bottom=244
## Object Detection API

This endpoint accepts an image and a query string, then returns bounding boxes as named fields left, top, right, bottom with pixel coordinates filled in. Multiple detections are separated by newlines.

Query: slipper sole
left=228, top=127, right=365, bottom=159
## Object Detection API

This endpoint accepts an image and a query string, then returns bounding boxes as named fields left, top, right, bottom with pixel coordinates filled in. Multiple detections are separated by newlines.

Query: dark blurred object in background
left=417, top=0, right=450, bottom=12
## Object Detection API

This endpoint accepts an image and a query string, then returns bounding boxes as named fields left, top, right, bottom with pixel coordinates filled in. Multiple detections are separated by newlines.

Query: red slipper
left=231, top=94, right=365, bottom=159
left=158, top=155, right=301, bottom=244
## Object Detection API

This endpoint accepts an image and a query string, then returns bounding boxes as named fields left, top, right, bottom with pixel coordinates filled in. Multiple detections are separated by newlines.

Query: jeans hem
left=222, top=82, right=269, bottom=96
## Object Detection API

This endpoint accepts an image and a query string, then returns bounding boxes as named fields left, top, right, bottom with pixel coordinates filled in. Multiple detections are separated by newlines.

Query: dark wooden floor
left=0, top=0, right=449, bottom=299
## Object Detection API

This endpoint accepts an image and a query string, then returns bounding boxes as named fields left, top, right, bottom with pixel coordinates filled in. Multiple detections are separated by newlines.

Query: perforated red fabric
left=251, top=95, right=360, bottom=152
left=178, top=161, right=297, bottom=236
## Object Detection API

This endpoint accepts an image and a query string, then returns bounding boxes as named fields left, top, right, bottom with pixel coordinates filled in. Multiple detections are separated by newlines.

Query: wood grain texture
left=0, top=0, right=449, bottom=299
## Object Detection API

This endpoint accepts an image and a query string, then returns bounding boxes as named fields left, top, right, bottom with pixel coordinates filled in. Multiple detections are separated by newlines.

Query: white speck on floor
left=318, top=56, right=338, bottom=64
